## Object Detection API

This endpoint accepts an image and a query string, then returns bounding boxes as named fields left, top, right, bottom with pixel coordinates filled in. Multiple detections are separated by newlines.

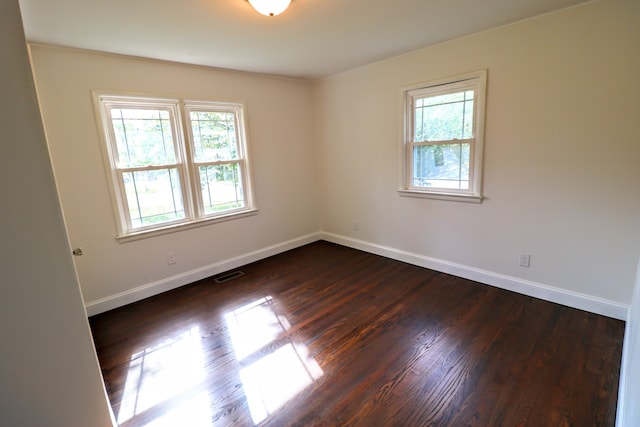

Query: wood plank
left=90, top=241, right=624, bottom=426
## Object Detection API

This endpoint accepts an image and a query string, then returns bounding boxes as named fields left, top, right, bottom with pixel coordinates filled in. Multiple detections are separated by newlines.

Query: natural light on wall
left=225, top=296, right=323, bottom=424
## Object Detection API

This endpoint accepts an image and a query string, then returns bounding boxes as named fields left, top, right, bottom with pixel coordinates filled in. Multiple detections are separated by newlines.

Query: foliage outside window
left=401, top=70, right=487, bottom=202
left=95, top=94, right=255, bottom=240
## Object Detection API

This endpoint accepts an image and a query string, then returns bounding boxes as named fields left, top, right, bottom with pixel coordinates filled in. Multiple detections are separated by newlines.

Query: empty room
left=2, top=0, right=640, bottom=426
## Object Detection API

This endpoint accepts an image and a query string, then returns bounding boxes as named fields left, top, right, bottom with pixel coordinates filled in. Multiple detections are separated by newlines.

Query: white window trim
left=183, top=100, right=255, bottom=221
left=93, top=92, right=257, bottom=242
left=399, top=70, right=487, bottom=203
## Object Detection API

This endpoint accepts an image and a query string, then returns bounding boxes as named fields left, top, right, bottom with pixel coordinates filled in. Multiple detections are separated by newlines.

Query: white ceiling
left=19, top=0, right=591, bottom=80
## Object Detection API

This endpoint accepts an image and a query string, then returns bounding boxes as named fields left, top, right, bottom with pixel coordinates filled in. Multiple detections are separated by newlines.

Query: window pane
left=190, top=111, right=239, bottom=162
left=412, top=143, right=470, bottom=190
left=111, top=108, right=176, bottom=167
left=199, top=163, right=245, bottom=214
left=123, top=168, right=185, bottom=228
left=414, top=90, right=474, bottom=142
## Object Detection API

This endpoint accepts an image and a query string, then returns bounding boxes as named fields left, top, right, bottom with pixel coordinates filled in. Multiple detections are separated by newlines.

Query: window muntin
left=403, top=71, right=486, bottom=201
left=111, top=108, right=177, bottom=167
left=96, top=94, right=255, bottom=239
left=123, top=168, right=186, bottom=228
left=189, top=110, right=239, bottom=162
left=414, top=90, right=474, bottom=142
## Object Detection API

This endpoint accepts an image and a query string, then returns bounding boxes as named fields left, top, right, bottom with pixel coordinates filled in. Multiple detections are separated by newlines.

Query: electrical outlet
left=352, top=220, right=359, bottom=232
left=167, top=251, right=176, bottom=265
left=519, top=253, right=531, bottom=267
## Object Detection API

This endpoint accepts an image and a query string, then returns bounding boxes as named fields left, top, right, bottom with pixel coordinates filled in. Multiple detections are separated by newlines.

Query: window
left=94, top=94, right=256, bottom=240
left=400, top=70, right=487, bottom=202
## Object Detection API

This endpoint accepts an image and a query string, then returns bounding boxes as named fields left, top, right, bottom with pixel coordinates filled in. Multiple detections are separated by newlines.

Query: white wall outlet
left=352, top=220, right=359, bottom=232
left=519, top=253, right=531, bottom=267
left=167, top=251, right=176, bottom=265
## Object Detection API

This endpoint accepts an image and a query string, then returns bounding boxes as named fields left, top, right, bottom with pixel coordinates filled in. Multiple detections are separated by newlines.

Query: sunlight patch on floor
left=225, top=296, right=323, bottom=424
left=115, top=296, right=323, bottom=426
left=117, top=326, right=211, bottom=426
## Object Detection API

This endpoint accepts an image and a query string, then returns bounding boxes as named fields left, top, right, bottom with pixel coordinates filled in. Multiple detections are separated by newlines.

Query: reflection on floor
left=117, top=326, right=212, bottom=426
left=113, top=296, right=322, bottom=426
left=225, top=296, right=323, bottom=424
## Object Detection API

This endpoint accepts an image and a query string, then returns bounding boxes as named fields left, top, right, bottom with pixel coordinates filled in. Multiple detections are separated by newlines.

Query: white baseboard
left=86, top=230, right=629, bottom=321
left=320, top=232, right=629, bottom=320
left=85, top=232, right=322, bottom=316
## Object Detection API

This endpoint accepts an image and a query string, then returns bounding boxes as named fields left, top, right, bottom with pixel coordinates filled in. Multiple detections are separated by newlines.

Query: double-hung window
left=95, top=94, right=255, bottom=240
left=401, top=70, right=487, bottom=202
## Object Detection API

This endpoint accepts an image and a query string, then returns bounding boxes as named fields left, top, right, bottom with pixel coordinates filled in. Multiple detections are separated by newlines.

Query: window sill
left=398, top=189, right=483, bottom=204
left=116, top=208, right=259, bottom=243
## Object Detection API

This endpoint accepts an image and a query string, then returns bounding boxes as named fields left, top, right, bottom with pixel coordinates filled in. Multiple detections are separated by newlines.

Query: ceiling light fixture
left=248, top=0, right=291, bottom=17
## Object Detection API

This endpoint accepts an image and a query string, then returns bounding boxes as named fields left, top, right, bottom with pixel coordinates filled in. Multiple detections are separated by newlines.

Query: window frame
left=94, top=92, right=257, bottom=242
left=399, top=70, right=487, bottom=203
left=183, top=101, right=252, bottom=220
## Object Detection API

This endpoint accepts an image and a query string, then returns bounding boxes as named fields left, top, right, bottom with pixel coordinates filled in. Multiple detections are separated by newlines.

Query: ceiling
left=18, top=0, right=592, bottom=80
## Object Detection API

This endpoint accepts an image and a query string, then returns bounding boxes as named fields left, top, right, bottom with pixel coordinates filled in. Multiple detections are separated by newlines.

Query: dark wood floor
left=90, top=241, right=624, bottom=427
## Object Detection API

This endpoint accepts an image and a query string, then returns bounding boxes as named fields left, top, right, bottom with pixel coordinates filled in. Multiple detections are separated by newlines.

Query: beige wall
left=30, top=47, right=320, bottom=307
left=0, top=1, right=114, bottom=425
left=314, top=0, right=640, bottom=305
left=30, top=0, right=639, bottom=312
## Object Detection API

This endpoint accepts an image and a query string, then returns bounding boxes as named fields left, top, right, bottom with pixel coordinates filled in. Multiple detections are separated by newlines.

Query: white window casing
left=93, top=92, right=257, bottom=241
left=399, top=70, right=487, bottom=203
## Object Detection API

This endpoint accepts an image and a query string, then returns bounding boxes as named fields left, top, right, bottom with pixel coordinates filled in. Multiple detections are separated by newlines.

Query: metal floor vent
left=214, top=270, right=245, bottom=284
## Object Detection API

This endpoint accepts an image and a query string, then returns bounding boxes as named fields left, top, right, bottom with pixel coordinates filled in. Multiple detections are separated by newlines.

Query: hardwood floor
left=90, top=241, right=624, bottom=426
